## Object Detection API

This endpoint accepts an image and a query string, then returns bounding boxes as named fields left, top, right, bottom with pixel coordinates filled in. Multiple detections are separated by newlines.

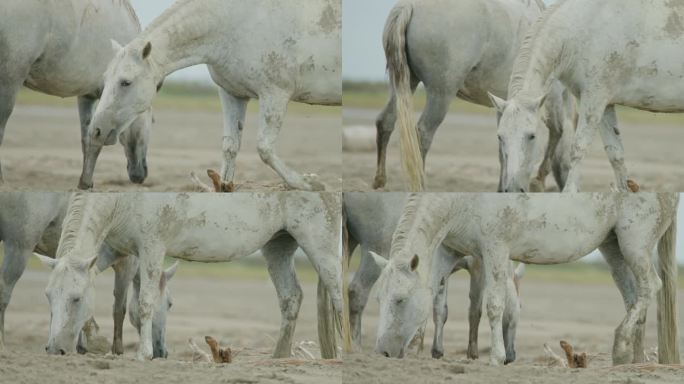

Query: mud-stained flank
left=318, top=2, right=341, bottom=34
left=664, top=11, right=684, bottom=38
left=262, top=51, right=290, bottom=88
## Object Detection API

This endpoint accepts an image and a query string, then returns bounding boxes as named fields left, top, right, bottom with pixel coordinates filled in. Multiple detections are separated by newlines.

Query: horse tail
left=317, top=277, right=337, bottom=359
left=384, top=1, right=423, bottom=191
left=656, top=205, right=680, bottom=364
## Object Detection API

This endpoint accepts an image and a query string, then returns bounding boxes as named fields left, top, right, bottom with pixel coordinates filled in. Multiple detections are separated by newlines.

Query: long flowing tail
left=384, top=1, right=423, bottom=191
left=657, top=210, right=680, bottom=364
left=317, top=278, right=337, bottom=359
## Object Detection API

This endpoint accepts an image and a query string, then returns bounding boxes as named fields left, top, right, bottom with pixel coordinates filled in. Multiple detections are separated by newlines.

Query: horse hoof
left=431, top=349, right=444, bottom=359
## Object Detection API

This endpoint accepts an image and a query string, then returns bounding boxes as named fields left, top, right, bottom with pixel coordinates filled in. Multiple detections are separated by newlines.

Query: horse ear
left=369, top=251, right=388, bottom=270
left=142, top=42, right=152, bottom=60
left=111, top=39, right=124, bottom=54
left=488, top=92, right=508, bottom=113
left=410, top=254, right=419, bottom=271
left=34, top=253, right=57, bottom=270
left=164, top=261, right=179, bottom=282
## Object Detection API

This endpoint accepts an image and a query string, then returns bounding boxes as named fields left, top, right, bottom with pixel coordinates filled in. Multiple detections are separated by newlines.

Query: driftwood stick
left=544, top=343, right=567, bottom=367
left=560, top=340, right=588, bottom=368
left=188, top=338, right=212, bottom=362
left=205, top=336, right=233, bottom=363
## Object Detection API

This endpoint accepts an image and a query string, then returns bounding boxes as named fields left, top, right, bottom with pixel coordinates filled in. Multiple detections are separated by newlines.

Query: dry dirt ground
left=0, top=104, right=341, bottom=192
left=343, top=108, right=684, bottom=192
left=346, top=273, right=684, bottom=384
left=0, top=267, right=341, bottom=384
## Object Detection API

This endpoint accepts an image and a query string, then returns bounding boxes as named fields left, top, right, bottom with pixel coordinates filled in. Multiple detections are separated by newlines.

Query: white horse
left=492, top=0, right=684, bottom=192
left=0, top=0, right=154, bottom=189
left=373, top=193, right=679, bottom=366
left=344, top=192, right=524, bottom=360
left=381, top=0, right=575, bottom=192
left=39, top=192, right=344, bottom=360
left=87, top=0, right=341, bottom=192
left=0, top=193, right=176, bottom=358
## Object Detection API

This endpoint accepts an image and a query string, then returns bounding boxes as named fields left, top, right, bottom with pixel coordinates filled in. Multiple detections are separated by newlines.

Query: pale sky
left=130, top=0, right=212, bottom=83
left=342, top=0, right=559, bottom=81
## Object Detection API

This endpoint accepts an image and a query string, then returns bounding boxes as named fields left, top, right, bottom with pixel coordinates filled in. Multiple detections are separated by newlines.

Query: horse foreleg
left=611, top=238, right=661, bottom=365
left=135, top=244, right=164, bottom=361
left=262, top=235, right=301, bottom=358
left=599, top=238, right=644, bottom=363
left=111, top=253, right=137, bottom=355
left=562, top=97, right=607, bottom=192
left=349, top=249, right=383, bottom=347
left=0, top=243, right=31, bottom=347
left=0, top=82, right=22, bottom=183
left=465, top=256, right=484, bottom=360
left=218, top=88, right=248, bottom=192
left=431, top=276, right=448, bottom=359
left=598, top=106, right=631, bottom=192
left=77, top=96, right=99, bottom=190
left=482, top=245, right=510, bottom=365
left=257, top=92, right=321, bottom=191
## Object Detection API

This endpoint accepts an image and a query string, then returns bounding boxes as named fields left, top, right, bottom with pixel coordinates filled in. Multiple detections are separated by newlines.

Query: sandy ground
left=0, top=105, right=341, bottom=192
left=0, top=267, right=341, bottom=384
left=342, top=108, right=684, bottom=192
left=346, top=273, right=684, bottom=384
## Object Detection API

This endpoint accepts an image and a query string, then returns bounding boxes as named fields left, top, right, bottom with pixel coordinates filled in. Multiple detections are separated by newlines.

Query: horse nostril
left=95, top=128, right=101, bottom=138
left=519, top=188, right=525, bottom=192
left=382, top=351, right=390, bottom=358
left=504, top=189, right=509, bottom=193
left=45, top=346, right=48, bottom=352
left=59, top=349, right=66, bottom=355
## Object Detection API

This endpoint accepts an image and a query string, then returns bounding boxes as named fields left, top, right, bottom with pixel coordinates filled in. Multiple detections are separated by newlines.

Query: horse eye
left=528, top=134, right=536, bottom=141
left=120, top=79, right=132, bottom=87
left=72, top=297, right=81, bottom=304
left=395, top=298, right=405, bottom=305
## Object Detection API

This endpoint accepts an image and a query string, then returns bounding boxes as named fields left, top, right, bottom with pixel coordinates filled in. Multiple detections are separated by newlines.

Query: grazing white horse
left=373, top=193, right=679, bottom=366
left=40, top=192, right=344, bottom=360
left=493, top=0, right=684, bottom=192
left=88, top=0, right=341, bottom=192
left=0, top=193, right=175, bottom=358
left=0, top=0, right=153, bottom=189
left=344, top=192, right=524, bottom=360
left=382, top=0, right=575, bottom=192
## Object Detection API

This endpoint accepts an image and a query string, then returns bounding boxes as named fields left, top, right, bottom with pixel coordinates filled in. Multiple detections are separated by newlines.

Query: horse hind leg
left=416, top=86, right=451, bottom=165
left=261, top=234, right=301, bottom=358
left=599, top=236, right=645, bottom=363
left=373, top=78, right=419, bottom=189
left=431, top=276, right=448, bottom=359
left=0, top=242, right=31, bottom=347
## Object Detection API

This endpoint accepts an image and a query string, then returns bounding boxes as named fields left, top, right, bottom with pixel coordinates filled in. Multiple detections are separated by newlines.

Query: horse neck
left=390, top=194, right=461, bottom=286
left=56, top=193, right=118, bottom=261
left=140, top=0, right=218, bottom=81
left=508, top=2, right=571, bottom=99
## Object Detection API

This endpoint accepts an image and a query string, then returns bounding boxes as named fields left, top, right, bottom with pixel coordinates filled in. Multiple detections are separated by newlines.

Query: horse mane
left=508, top=0, right=567, bottom=96
left=390, top=193, right=430, bottom=264
left=56, top=192, right=88, bottom=259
